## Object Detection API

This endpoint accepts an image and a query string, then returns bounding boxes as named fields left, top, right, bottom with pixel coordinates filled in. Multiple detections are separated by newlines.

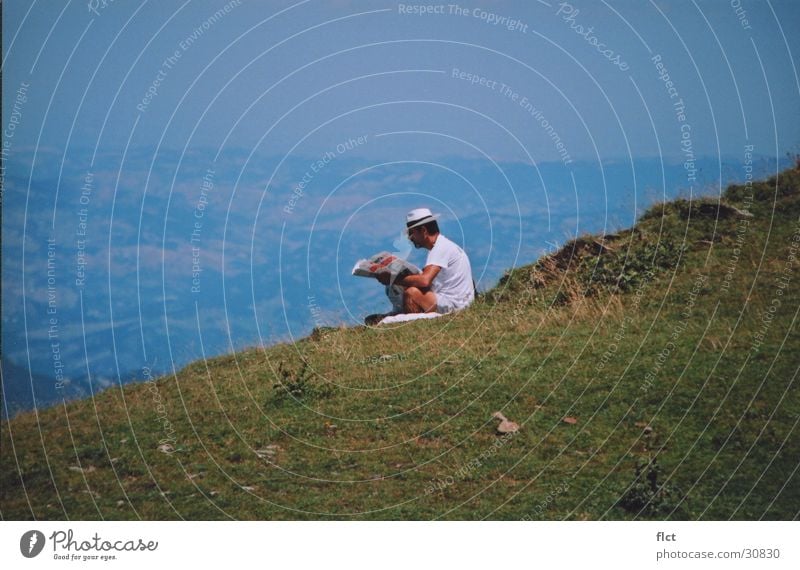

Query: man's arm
left=398, top=264, right=440, bottom=289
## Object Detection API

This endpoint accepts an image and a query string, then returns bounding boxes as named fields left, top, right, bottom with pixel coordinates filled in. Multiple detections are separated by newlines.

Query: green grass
left=3, top=167, right=800, bottom=520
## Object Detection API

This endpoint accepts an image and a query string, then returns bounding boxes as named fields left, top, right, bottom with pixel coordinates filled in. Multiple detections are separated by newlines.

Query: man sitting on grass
left=369, top=208, right=474, bottom=323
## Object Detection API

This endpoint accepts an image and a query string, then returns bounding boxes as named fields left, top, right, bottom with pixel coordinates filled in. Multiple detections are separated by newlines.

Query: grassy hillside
left=3, top=166, right=799, bottom=520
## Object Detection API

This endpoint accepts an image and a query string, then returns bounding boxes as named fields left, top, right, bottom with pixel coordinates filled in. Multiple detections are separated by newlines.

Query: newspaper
left=352, top=251, right=420, bottom=281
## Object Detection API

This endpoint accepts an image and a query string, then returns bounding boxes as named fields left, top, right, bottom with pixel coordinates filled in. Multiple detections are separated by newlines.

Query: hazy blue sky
left=4, top=0, right=799, bottom=163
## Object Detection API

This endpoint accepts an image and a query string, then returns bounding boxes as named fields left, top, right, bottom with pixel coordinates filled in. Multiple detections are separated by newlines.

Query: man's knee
left=404, top=287, right=436, bottom=313
left=403, top=287, right=420, bottom=312
left=405, top=286, right=422, bottom=299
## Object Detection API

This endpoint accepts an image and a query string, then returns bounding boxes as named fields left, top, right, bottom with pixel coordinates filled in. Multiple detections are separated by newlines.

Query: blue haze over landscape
left=2, top=0, right=799, bottom=416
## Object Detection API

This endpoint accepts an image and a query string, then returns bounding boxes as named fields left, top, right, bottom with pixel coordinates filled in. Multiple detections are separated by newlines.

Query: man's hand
left=401, top=265, right=440, bottom=289
left=376, top=272, right=391, bottom=286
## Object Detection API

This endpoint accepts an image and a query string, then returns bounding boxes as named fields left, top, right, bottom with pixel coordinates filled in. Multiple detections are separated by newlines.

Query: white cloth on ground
left=378, top=312, right=443, bottom=325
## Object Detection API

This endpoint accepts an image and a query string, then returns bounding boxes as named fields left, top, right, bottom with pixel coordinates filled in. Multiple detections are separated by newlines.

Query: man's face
left=407, top=226, right=425, bottom=248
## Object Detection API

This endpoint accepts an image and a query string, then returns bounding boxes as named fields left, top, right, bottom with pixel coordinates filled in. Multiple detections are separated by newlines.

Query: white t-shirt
left=426, top=235, right=474, bottom=310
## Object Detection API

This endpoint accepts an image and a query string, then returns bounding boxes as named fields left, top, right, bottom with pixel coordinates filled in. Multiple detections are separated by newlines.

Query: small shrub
left=550, top=289, right=572, bottom=307
left=75, top=444, right=107, bottom=463
left=618, top=456, right=683, bottom=516
left=579, top=239, right=684, bottom=295
left=268, top=361, right=335, bottom=405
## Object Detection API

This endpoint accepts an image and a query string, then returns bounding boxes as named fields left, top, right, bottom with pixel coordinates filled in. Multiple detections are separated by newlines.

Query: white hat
left=406, top=207, right=440, bottom=230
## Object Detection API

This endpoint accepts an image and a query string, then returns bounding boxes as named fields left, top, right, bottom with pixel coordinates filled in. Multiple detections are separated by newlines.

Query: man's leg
left=403, top=286, right=437, bottom=313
